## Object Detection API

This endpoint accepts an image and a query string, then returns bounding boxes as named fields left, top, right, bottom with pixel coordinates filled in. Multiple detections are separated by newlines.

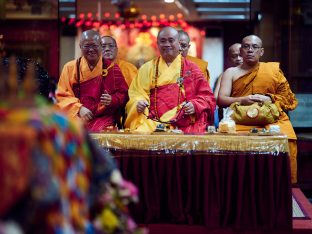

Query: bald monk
left=178, top=30, right=210, bottom=83
left=213, top=43, right=243, bottom=127
left=56, top=30, right=129, bottom=132
left=101, top=35, right=137, bottom=87
left=125, top=27, right=215, bottom=133
left=214, top=43, right=243, bottom=99
left=218, top=35, right=298, bottom=183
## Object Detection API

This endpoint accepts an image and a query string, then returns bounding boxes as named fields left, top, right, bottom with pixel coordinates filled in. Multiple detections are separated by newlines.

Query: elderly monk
left=214, top=43, right=243, bottom=99
left=101, top=35, right=137, bottom=87
left=178, top=30, right=210, bottom=83
left=125, top=27, right=215, bottom=133
left=218, top=35, right=298, bottom=183
left=56, top=30, right=129, bottom=132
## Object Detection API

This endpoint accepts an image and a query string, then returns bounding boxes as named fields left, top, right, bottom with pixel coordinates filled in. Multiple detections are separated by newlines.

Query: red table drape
left=91, top=133, right=292, bottom=232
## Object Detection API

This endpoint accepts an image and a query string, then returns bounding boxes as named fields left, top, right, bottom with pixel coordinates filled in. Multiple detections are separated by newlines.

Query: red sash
left=149, top=83, right=184, bottom=118
left=149, top=83, right=194, bottom=128
left=148, top=58, right=215, bottom=133
left=73, top=75, right=102, bottom=114
left=73, top=59, right=129, bottom=131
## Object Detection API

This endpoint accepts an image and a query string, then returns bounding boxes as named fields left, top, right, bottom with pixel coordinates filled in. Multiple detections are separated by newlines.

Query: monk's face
left=157, top=28, right=181, bottom=63
left=179, top=34, right=190, bottom=57
left=80, top=37, right=101, bottom=65
left=228, top=44, right=243, bottom=67
left=240, top=36, right=264, bottom=65
left=101, top=37, right=118, bottom=61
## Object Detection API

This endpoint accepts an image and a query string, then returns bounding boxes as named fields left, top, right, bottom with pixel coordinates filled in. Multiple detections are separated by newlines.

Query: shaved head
left=101, top=35, right=118, bottom=60
left=178, top=30, right=191, bottom=57
left=101, top=35, right=117, bottom=46
left=157, top=27, right=179, bottom=40
left=240, top=35, right=264, bottom=66
left=157, top=27, right=181, bottom=64
left=178, top=30, right=190, bottom=43
left=242, top=35, right=262, bottom=47
left=80, top=30, right=101, bottom=44
left=228, top=43, right=241, bottom=55
left=228, top=43, right=243, bottom=67
left=79, top=30, right=102, bottom=66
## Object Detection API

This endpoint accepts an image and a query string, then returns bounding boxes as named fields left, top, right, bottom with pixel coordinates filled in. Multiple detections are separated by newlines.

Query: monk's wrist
left=265, top=94, right=273, bottom=102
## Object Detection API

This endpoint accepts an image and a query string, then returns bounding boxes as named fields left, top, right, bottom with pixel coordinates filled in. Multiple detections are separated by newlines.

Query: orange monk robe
left=231, top=62, right=298, bottom=183
left=186, top=55, right=210, bottom=83
left=125, top=54, right=215, bottom=133
left=115, top=58, right=138, bottom=87
left=56, top=57, right=136, bottom=118
left=56, top=56, right=102, bottom=118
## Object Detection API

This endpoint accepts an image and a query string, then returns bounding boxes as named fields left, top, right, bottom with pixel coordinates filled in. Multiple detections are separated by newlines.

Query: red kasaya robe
left=125, top=54, right=216, bottom=133
left=56, top=57, right=129, bottom=132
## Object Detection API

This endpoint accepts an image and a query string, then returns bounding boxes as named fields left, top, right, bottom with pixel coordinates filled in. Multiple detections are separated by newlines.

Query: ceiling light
left=164, top=0, right=175, bottom=3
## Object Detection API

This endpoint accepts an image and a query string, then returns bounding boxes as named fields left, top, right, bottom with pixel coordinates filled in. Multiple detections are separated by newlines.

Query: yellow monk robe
left=125, top=54, right=215, bottom=133
left=186, top=55, right=210, bottom=83
left=231, top=62, right=298, bottom=183
left=116, top=58, right=138, bottom=87
left=56, top=57, right=103, bottom=118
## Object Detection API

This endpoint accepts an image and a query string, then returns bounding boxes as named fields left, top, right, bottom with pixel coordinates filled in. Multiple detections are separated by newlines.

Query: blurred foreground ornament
left=0, top=56, right=38, bottom=107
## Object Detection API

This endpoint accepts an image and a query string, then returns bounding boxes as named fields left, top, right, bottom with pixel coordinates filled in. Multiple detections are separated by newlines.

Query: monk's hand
left=137, top=100, right=149, bottom=113
left=79, top=106, right=94, bottom=122
left=240, top=95, right=258, bottom=105
left=252, top=94, right=272, bottom=103
left=183, top=101, right=195, bottom=115
left=100, top=93, right=112, bottom=106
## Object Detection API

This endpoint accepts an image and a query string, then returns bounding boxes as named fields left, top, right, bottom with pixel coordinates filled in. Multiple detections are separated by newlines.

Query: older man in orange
left=218, top=35, right=298, bottom=183
left=101, top=35, right=137, bottom=87
left=56, top=30, right=129, bottom=131
left=178, top=30, right=210, bottom=83
left=125, top=27, right=215, bottom=133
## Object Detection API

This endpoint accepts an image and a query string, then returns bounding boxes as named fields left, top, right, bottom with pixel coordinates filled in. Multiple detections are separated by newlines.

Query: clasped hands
left=79, top=91, right=112, bottom=122
left=100, top=90, right=112, bottom=106
left=136, top=100, right=195, bottom=115
left=240, top=94, right=272, bottom=105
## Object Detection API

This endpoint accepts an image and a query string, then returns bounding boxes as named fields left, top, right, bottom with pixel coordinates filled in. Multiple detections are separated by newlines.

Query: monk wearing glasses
left=218, top=35, right=298, bottom=183
left=56, top=30, right=131, bottom=131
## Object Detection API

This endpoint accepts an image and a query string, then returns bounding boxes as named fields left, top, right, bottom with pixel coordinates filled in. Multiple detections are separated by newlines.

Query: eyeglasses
left=242, top=44, right=262, bottom=51
left=180, top=43, right=190, bottom=50
left=102, top=44, right=116, bottom=49
left=81, top=44, right=100, bottom=50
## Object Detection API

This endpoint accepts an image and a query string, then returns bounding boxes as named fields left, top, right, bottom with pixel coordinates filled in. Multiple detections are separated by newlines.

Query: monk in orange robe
left=214, top=43, right=243, bottom=99
left=101, top=35, right=137, bottom=87
left=125, top=27, right=215, bottom=133
left=218, top=35, right=298, bottom=183
left=56, top=30, right=129, bottom=132
left=178, top=30, right=210, bottom=83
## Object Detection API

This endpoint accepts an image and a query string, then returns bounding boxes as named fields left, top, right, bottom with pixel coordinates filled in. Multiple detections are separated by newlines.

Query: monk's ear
left=260, top=48, right=264, bottom=57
